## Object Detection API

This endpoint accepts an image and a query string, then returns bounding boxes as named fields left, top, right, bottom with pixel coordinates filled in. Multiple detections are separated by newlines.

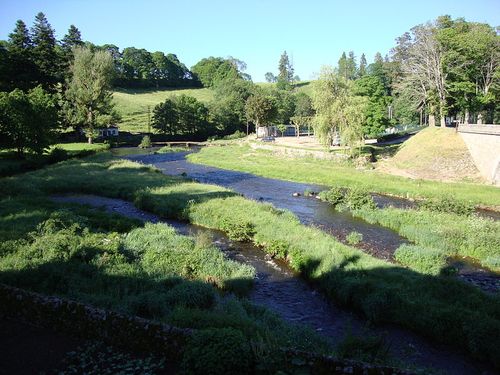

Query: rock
left=292, top=192, right=301, bottom=197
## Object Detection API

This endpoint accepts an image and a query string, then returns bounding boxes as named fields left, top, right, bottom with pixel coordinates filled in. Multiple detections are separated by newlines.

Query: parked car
left=261, top=136, right=275, bottom=142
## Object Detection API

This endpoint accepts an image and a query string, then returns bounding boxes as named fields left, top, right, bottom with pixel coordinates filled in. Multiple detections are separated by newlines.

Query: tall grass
left=354, top=207, right=500, bottom=272
left=1, top=154, right=499, bottom=367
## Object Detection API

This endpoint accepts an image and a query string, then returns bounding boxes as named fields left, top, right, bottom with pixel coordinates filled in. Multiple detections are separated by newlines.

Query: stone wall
left=458, top=125, right=500, bottom=185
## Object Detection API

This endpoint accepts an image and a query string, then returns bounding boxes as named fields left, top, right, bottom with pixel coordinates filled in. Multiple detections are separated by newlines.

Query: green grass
left=353, top=207, right=500, bottom=273
left=113, top=87, right=214, bottom=133
left=187, top=144, right=500, bottom=208
left=1, top=154, right=499, bottom=367
left=51, top=142, right=109, bottom=153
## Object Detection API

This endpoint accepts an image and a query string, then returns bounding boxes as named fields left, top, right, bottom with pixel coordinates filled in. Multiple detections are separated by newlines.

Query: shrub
left=138, top=135, right=152, bottom=148
left=318, top=187, right=345, bottom=207
left=336, top=330, right=390, bottom=363
left=220, top=218, right=255, bottom=242
left=181, top=328, right=253, bottom=374
left=345, top=188, right=376, bottom=210
left=48, top=147, right=69, bottom=163
left=394, top=244, right=448, bottom=275
left=266, top=240, right=289, bottom=258
left=346, top=231, right=363, bottom=246
left=166, top=281, right=216, bottom=309
left=419, top=196, right=475, bottom=216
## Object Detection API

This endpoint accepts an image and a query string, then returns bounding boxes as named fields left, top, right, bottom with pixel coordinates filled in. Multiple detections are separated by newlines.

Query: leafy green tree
left=291, top=92, right=314, bottom=136
left=312, top=66, right=367, bottom=153
left=64, top=46, right=117, bottom=143
left=354, top=75, right=391, bottom=137
left=152, top=95, right=210, bottom=136
left=210, top=79, right=255, bottom=134
left=338, top=52, right=348, bottom=80
left=346, top=51, right=357, bottom=80
left=266, top=87, right=295, bottom=124
left=152, top=98, right=177, bottom=135
left=61, top=25, right=83, bottom=53
left=277, top=51, right=294, bottom=89
left=0, top=86, right=58, bottom=156
left=191, top=57, right=242, bottom=87
left=122, top=47, right=154, bottom=80
left=31, top=12, right=59, bottom=88
left=245, top=92, right=277, bottom=130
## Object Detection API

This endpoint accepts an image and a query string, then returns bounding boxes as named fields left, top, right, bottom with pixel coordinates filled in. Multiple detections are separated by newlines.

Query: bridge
left=457, top=124, right=500, bottom=185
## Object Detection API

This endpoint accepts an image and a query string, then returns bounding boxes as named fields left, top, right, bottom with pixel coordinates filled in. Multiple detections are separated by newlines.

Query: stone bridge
left=457, top=124, right=500, bottom=185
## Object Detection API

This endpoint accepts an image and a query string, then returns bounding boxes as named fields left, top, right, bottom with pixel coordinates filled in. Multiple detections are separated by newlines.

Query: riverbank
left=187, top=144, right=500, bottom=208
left=1, top=153, right=498, bottom=371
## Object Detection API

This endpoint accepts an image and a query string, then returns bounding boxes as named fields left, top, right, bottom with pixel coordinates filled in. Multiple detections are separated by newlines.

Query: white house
left=98, top=125, right=119, bottom=137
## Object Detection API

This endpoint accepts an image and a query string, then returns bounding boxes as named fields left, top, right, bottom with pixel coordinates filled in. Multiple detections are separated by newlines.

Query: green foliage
left=394, top=244, right=448, bottom=275
left=346, top=231, right=363, bottom=246
left=64, top=46, right=118, bottom=142
left=138, top=135, right=152, bottom=148
left=336, top=330, right=390, bottom=363
left=353, top=75, right=391, bottom=138
left=0, top=86, right=58, bottom=156
left=354, top=207, right=500, bottom=271
left=318, top=187, right=375, bottom=210
left=152, top=94, right=212, bottom=137
left=181, top=328, right=253, bottom=374
left=419, top=196, right=475, bottom=216
left=220, top=218, right=255, bottom=242
left=166, top=281, right=216, bottom=309
left=245, top=92, right=277, bottom=127
left=191, top=56, right=246, bottom=87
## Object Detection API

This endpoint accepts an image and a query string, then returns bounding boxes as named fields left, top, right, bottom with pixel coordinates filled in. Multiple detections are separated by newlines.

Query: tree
left=338, top=52, right=348, bottom=80
left=64, top=46, right=117, bottom=143
left=0, top=86, right=58, bottom=156
left=354, top=75, right=391, bottom=137
left=312, top=66, right=367, bottom=153
left=245, top=93, right=277, bottom=133
left=265, top=72, right=277, bottom=83
left=5, top=20, right=37, bottom=90
left=191, top=57, right=243, bottom=87
left=277, top=51, right=294, bottom=89
left=152, top=95, right=210, bottom=137
left=358, top=53, right=367, bottom=77
left=210, top=79, right=255, bottom=134
left=31, top=12, right=59, bottom=88
left=61, top=25, right=83, bottom=53
left=346, top=51, right=357, bottom=80
left=291, top=92, right=314, bottom=136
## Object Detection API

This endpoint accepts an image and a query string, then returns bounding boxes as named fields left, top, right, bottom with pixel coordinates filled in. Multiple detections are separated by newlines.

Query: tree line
left=311, top=15, right=499, bottom=151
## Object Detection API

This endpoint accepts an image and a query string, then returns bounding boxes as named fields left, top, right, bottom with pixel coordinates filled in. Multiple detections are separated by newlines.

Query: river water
left=52, top=193, right=495, bottom=374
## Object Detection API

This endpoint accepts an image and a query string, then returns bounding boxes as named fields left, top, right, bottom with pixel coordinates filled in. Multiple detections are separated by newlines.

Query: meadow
left=1, top=153, right=499, bottom=368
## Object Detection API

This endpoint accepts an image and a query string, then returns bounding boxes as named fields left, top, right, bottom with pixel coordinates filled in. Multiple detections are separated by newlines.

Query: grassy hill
left=112, top=81, right=314, bottom=133
left=113, top=87, right=214, bottom=132
left=378, top=127, right=483, bottom=183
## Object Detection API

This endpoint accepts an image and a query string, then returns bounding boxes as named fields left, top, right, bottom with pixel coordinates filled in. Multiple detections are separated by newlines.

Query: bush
left=394, top=244, right=448, bottom=275
left=419, top=196, right=475, bottom=216
left=220, top=218, right=255, bottom=242
left=166, top=281, right=216, bottom=309
left=48, top=147, right=69, bottom=163
left=181, top=328, right=253, bottom=374
left=138, top=135, right=152, bottom=148
left=346, top=231, right=363, bottom=246
left=336, top=330, right=390, bottom=363
left=345, top=188, right=376, bottom=210
left=318, top=187, right=345, bottom=207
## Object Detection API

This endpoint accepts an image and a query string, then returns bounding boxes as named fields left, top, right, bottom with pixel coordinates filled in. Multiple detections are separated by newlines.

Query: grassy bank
left=1, top=154, right=499, bottom=367
left=353, top=207, right=500, bottom=273
left=187, top=145, right=500, bottom=208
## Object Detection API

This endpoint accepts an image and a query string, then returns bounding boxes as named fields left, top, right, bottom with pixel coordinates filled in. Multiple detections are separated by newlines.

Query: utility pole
left=147, top=105, right=151, bottom=134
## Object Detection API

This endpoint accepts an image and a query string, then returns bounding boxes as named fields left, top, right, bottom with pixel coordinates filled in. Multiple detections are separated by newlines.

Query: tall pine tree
left=358, top=53, right=367, bottom=77
left=5, top=20, right=37, bottom=90
left=277, top=51, right=293, bottom=89
left=31, top=12, right=59, bottom=88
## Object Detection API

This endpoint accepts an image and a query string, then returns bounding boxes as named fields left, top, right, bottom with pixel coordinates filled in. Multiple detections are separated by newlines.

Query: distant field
left=113, top=87, right=214, bottom=132
left=113, top=82, right=314, bottom=133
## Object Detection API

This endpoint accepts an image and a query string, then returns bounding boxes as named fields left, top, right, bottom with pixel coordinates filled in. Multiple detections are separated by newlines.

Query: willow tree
left=312, top=66, right=367, bottom=154
left=64, top=46, right=117, bottom=143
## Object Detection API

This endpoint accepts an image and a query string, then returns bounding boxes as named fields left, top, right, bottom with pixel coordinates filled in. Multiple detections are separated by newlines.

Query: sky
left=1, top=0, right=499, bottom=82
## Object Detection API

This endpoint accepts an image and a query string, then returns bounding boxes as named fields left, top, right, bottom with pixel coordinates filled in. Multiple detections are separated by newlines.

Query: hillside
left=113, top=87, right=214, bottom=132
left=378, top=127, right=483, bottom=183
left=112, top=81, right=314, bottom=133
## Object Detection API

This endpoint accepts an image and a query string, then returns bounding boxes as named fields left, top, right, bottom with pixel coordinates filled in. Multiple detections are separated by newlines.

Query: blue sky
left=1, top=0, right=499, bottom=82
